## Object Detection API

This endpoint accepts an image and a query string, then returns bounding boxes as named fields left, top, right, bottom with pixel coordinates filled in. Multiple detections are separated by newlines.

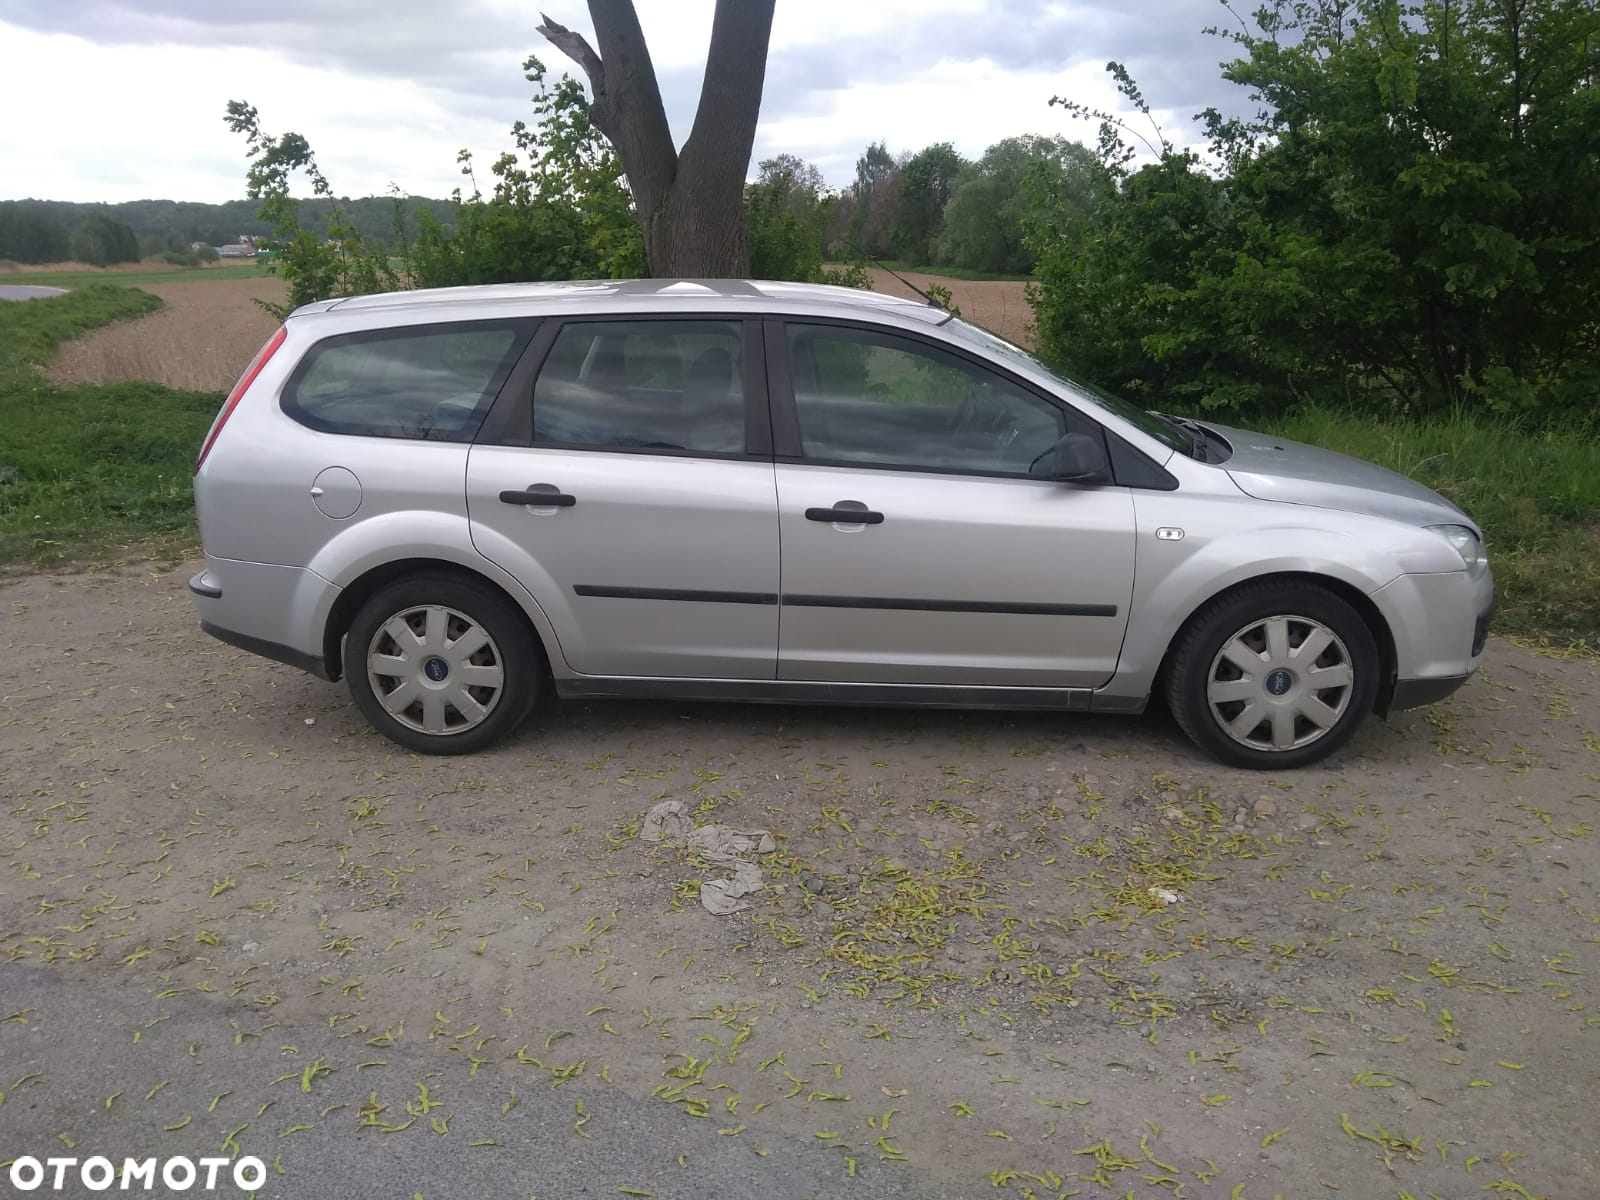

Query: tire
left=343, top=573, right=540, bottom=755
left=1163, top=580, right=1380, bottom=770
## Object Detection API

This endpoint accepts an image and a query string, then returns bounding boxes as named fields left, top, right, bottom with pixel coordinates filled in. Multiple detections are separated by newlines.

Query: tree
left=537, top=0, right=777, bottom=276
left=1207, top=0, right=1600, bottom=415
left=754, top=154, right=827, bottom=214
left=224, top=101, right=401, bottom=317
left=889, top=142, right=965, bottom=264
left=67, top=213, right=139, bottom=267
left=942, top=136, right=1101, bottom=274
left=845, top=141, right=899, bottom=257
left=0, top=203, right=69, bottom=264
left=745, top=154, right=830, bottom=281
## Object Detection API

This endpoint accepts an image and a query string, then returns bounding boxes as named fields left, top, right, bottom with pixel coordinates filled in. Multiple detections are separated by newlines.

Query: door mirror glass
left=1030, top=432, right=1110, bottom=483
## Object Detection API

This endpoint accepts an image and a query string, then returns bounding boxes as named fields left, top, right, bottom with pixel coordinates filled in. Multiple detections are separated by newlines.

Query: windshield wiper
left=1152, top=412, right=1210, bottom=459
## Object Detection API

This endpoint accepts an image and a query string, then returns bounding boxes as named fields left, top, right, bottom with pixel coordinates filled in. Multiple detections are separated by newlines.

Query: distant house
left=216, top=242, right=256, bottom=259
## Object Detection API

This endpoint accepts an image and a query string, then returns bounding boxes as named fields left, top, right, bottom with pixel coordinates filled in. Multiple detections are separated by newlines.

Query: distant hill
left=2, top=196, right=456, bottom=253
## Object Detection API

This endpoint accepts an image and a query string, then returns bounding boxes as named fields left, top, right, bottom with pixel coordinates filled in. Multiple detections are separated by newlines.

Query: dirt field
left=0, top=261, right=255, bottom=276
left=45, top=275, right=285, bottom=393
left=41, top=268, right=1034, bottom=397
left=862, top=269, right=1034, bottom=347
left=1, top=560, right=1596, bottom=1198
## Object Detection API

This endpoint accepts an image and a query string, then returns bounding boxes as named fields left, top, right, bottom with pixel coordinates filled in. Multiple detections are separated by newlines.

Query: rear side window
left=532, top=320, right=747, bottom=454
left=283, top=321, right=529, bottom=441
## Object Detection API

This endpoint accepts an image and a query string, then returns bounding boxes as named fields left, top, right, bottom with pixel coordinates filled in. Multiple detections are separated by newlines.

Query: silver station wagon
left=190, top=279, right=1494, bottom=768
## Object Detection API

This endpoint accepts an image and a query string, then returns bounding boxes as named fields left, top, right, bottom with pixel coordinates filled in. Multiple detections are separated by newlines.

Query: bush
left=818, top=262, right=872, bottom=290
left=154, top=249, right=203, bottom=268
left=1028, top=2, right=1600, bottom=424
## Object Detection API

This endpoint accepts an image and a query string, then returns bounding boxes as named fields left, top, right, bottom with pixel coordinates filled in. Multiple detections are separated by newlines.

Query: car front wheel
left=343, top=574, right=539, bottom=755
left=1164, top=581, right=1380, bottom=769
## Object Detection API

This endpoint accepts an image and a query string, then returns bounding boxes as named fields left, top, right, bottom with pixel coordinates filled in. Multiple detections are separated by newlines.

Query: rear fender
left=304, top=511, right=570, bottom=673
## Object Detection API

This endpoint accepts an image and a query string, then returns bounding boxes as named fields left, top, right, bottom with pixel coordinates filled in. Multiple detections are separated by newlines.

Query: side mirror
left=1030, top=432, right=1110, bottom=483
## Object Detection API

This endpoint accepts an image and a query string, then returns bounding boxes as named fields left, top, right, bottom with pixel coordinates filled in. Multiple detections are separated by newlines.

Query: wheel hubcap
left=1206, top=614, right=1354, bottom=753
left=367, top=605, right=505, bottom=736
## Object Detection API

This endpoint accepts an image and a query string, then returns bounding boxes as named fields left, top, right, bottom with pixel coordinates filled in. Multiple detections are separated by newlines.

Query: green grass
left=1263, top=407, right=1600, bottom=644
left=873, top=260, right=1034, bottom=283
left=0, top=284, right=159, bottom=369
left=0, top=286, right=221, bottom=566
left=3, top=262, right=271, bottom=289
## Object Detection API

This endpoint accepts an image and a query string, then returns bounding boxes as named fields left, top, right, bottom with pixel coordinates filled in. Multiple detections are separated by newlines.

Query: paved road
left=0, top=284, right=66, bottom=300
left=3, top=965, right=970, bottom=1200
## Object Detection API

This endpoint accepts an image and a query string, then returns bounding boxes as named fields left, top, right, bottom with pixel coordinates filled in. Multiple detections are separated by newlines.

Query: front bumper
left=1388, top=672, right=1472, bottom=711
left=1372, top=567, right=1495, bottom=712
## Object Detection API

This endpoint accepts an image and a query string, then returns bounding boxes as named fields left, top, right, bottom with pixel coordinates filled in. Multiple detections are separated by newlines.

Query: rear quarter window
left=282, top=321, right=529, bottom=441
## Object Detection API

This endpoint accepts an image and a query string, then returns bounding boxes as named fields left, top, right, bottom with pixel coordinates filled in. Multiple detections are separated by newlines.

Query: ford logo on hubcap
left=1265, top=669, right=1293, bottom=697
left=424, top=657, right=450, bottom=682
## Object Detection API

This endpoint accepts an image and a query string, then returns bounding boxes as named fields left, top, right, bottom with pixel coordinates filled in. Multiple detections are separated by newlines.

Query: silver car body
left=190, top=279, right=1493, bottom=745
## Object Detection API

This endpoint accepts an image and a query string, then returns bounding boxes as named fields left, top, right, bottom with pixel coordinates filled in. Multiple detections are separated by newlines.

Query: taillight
left=195, top=326, right=287, bottom=474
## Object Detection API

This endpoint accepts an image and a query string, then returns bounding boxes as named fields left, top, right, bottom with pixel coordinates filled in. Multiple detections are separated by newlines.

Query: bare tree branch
left=535, top=13, right=604, bottom=95
left=537, top=1, right=678, bottom=220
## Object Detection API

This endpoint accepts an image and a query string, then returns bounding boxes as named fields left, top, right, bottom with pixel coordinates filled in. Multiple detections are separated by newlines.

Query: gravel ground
left=1, top=560, right=1596, bottom=1198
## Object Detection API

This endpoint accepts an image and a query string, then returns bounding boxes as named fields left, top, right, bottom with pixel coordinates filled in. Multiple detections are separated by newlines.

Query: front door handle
left=805, top=503, right=883, bottom=525
left=500, top=486, right=576, bottom=507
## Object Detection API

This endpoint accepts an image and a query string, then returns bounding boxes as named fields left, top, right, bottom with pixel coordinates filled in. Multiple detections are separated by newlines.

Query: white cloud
left=0, top=1, right=1234, bottom=203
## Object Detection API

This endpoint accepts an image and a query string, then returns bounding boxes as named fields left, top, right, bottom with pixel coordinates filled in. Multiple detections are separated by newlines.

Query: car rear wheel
left=343, top=574, right=539, bottom=755
left=1164, top=581, right=1380, bottom=769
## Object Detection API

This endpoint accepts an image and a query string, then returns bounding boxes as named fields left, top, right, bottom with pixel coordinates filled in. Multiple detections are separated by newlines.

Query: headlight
left=1428, top=524, right=1486, bottom=574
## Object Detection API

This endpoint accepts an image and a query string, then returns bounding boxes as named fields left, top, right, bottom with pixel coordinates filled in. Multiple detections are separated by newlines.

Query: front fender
left=1106, top=502, right=1453, bottom=696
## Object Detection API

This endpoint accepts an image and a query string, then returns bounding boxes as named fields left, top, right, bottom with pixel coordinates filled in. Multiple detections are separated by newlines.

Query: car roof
left=296, top=278, right=951, bottom=328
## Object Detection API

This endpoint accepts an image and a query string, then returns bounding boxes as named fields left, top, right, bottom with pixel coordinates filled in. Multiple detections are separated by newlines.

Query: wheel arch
left=323, top=558, right=554, bottom=683
left=1154, top=571, right=1398, bottom=713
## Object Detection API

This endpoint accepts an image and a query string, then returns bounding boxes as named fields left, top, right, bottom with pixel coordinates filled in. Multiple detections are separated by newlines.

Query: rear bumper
left=188, top=560, right=341, bottom=680
left=200, top=619, right=333, bottom=680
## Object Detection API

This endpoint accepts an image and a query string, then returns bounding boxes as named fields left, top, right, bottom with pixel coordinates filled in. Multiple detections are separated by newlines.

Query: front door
left=468, top=317, right=779, bottom=679
left=772, top=321, right=1135, bottom=687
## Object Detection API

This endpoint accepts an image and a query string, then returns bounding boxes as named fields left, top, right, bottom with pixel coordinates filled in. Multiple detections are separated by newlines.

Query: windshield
left=944, top=318, right=1193, bottom=455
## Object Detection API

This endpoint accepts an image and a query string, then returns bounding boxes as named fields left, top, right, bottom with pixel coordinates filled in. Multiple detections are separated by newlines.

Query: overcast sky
left=0, top=0, right=1247, bottom=204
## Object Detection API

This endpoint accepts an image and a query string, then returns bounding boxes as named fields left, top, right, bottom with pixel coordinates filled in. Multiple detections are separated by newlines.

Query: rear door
left=770, top=320, right=1136, bottom=687
left=467, top=317, right=780, bottom=679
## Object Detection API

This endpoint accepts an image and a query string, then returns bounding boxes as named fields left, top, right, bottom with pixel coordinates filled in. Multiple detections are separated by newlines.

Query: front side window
left=532, top=320, right=747, bottom=454
left=943, top=318, right=1193, bottom=456
left=283, top=322, right=525, bottom=441
left=785, top=323, right=1078, bottom=476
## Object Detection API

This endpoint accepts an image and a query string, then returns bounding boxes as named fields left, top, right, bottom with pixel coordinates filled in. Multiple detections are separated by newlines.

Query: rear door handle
left=500, top=487, right=576, bottom=507
left=805, top=504, right=883, bottom=525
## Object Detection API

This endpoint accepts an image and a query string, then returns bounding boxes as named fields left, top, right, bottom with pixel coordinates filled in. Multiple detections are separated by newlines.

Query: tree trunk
left=538, top=0, right=775, bottom=277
